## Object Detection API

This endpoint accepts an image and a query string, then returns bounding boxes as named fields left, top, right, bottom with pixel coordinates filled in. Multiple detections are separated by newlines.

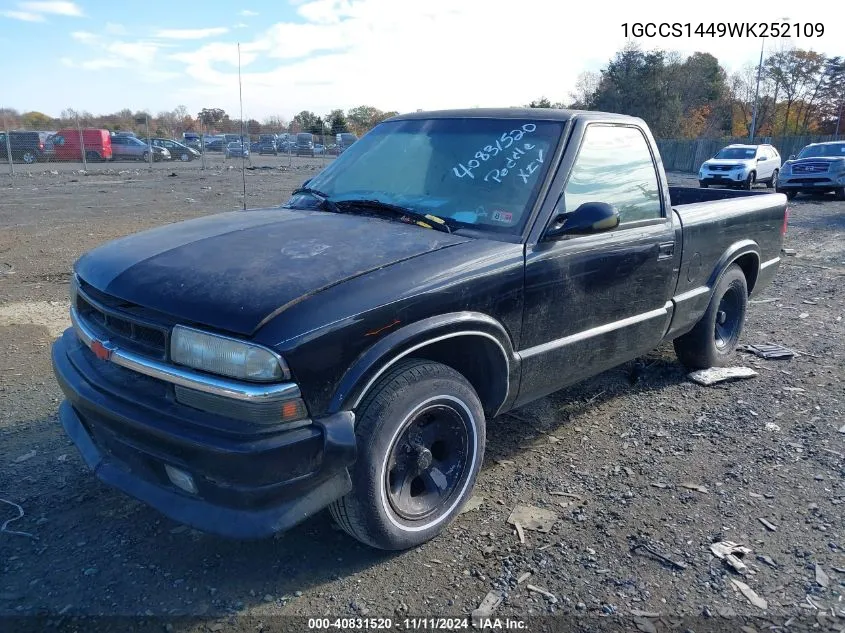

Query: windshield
left=797, top=143, right=845, bottom=158
left=714, top=147, right=757, bottom=160
left=297, top=118, right=563, bottom=234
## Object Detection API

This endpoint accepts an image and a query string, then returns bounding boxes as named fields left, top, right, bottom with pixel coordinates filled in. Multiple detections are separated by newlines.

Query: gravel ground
left=0, top=164, right=843, bottom=632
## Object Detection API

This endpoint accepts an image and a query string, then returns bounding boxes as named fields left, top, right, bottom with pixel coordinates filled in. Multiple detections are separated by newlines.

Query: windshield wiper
left=333, top=198, right=452, bottom=234
left=290, top=186, right=340, bottom=213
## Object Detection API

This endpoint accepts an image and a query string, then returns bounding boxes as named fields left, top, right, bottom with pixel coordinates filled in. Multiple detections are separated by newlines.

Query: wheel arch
left=329, top=312, right=518, bottom=418
left=707, top=240, right=760, bottom=297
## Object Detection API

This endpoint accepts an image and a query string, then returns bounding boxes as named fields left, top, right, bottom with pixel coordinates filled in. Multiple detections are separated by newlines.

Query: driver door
left=516, top=123, right=677, bottom=406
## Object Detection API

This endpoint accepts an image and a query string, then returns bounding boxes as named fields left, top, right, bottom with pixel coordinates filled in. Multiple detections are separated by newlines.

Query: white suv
left=698, top=144, right=781, bottom=190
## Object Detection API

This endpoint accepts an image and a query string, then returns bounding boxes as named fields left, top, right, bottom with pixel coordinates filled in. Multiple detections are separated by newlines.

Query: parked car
left=0, top=131, right=50, bottom=163
left=336, top=132, right=357, bottom=153
left=51, top=108, right=787, bottom=551
left=141, top=138, right=201, bottom=162
left=111, top=135, right=170, bottom=162
left=224, top=141, right=249, bottom=159
left=51, top=128, right=112, bottom=162
left=698, top=144, right=781, bottom=190
left=313, top=144, right=325, bottom=155
left=776, top=141, right=845, bottom=200
left=257, top=139, right=278, bottom=155
left=295, top=132, right=314, bottom=156
left=203, top=138, right=224, bottom=152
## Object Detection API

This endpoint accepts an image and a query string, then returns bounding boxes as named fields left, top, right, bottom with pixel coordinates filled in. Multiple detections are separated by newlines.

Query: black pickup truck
left=51, top=109, right=788, bottom=550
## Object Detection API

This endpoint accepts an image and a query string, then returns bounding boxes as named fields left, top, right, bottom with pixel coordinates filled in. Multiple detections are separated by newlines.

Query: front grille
left=792, top=163, right=830, bottom=174
left=708, top=164, right=735, bottom=172
left=791, top=177, right=831, bottom=185
left=75, top=285, right=169, bottom=359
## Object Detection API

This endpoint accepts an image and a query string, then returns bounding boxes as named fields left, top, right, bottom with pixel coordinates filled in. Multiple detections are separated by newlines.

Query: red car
left=52, top=128, right=112, bottom=162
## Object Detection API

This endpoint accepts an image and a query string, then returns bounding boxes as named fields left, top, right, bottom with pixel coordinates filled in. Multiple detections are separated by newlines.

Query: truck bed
left=665, top=186, right=787, bottom=340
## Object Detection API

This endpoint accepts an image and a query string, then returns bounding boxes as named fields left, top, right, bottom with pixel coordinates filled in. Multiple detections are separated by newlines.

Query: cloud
left=240, top=10, right=258, bottom=16
left=1, top=10, right=44, bottom=21
left=154, top=27, right=229, bottom=40
left=18, top=1, right=82, bottom=16
left=105, top=22, right=127, bottom=35
left=68, top=30, right=175, bottom=81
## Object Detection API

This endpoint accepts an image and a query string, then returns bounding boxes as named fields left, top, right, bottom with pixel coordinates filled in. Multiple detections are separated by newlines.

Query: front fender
left=328, top=312, right=518, bottom=415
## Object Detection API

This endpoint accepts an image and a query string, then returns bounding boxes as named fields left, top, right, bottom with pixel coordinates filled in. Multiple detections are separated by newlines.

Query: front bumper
left=699, top=171, right=747, bottom=185
left=777, top=173, right=845, bottom=190
left=51, top=329, right=356, bottom=539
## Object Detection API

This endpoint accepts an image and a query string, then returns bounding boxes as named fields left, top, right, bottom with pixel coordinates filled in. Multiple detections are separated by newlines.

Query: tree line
left=0, top=104, right=399, bottom=140
left=528, top=44, right=844, bottom=139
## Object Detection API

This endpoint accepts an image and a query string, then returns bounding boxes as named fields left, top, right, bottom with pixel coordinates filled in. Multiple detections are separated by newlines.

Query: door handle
left=657, top=242, right=674, bottom=260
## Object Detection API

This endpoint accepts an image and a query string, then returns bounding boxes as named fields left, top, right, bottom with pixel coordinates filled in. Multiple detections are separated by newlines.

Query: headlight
left=781, top=163, right=791, bottom=175
left=170, top=325, right=289, bottom=382
left=832, top=161, right=845, bottom=174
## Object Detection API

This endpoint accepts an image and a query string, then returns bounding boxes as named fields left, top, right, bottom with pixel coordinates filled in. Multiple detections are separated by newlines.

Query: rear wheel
left=142, top=151, right=150, bottom=162
left=835, top=187, right=845, bottom=201
left=85, top=150, right=100, bottom=162
left=674, top=265, right=748, bottom=370
left=21, top=150, right=37, bottom=164
left=180, top=152, right=190, bottom=162
left=767, top=169, right=778, bottom=189
left=329, top=359, right=485, bottom=550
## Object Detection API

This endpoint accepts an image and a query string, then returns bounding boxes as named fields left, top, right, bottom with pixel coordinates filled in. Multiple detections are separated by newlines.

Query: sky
left=0, top=0, right=842, bottom=121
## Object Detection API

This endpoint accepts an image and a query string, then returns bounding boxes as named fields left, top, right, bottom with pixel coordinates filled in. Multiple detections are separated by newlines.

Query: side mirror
left=544, top=202, right=620, bottom=240
left=788, top=154, right=796, bottom=160
left=757, top=157, right=764, bottom=162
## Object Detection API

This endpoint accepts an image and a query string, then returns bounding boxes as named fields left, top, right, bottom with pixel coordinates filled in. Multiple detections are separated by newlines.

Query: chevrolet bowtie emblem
left=90, top=339, right=114, bottom=361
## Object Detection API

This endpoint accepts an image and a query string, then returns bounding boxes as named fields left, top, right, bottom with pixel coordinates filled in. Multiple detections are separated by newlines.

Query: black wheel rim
left=714, top=285, right=742, bottom=349
left=385, top=402, right=471, bottom=522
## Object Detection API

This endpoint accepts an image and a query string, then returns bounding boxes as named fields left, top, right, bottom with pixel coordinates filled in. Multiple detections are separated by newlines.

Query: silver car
left=111, top=135, right=171, bottom=162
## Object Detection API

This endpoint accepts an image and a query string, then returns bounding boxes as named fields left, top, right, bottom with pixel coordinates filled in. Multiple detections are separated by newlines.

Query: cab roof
left=387, top=107, right=644, bottom=124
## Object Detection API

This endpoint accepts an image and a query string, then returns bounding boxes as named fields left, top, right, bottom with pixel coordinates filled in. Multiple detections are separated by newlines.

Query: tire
left=741, top=171, right=755, bottom=191
left=85, top=150, right=100, bottom=162
left=784, top=190, right=798, bottom=200
left=674, top=265, right=748, bottom=370
left=835, top=187, right=845, bottom=201
left=21, top=150, right=37, bottom=164
left=180, top=152, right=190, bottom=162
left=142, top=151, right=150, bottom=163
left=328, top=359, right=486, bottom=550
left=767, top=169, right=778, bottom=189
left=699, top=182, right=709, bottom=188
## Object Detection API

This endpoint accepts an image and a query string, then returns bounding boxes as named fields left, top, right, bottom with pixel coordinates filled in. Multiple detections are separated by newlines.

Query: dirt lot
left=0, top=164, right=843, bottom=631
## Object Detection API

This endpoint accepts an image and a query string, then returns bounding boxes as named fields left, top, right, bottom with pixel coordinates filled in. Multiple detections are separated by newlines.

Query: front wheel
left=835, top=187, right=845, bottom=201
left=329, top=359, right=486, bottom=550
left=21, top=150, right=37, bottom=164
left=767, top=169, right=778, bottom=189
left=741, top=171, right=755, bottom=190
left=673, top=265, right=748, bottom=370
left=180, top=152, right=190, bottom=162
left=142, top=151, right=150, bottom=162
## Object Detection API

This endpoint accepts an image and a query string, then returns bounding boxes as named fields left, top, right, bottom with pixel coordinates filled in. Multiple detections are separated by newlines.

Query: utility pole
left=3, top=113, right=13, bottom=176
left=836, top=101, right=843, bottom=139
left=749, top=40, right=765, bottom=143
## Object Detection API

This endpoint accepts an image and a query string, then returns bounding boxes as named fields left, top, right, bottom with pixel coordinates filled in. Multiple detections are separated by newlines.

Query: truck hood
left=75, top=208, right=471, bottom=336
left=786, top=156, right=845, bottom=167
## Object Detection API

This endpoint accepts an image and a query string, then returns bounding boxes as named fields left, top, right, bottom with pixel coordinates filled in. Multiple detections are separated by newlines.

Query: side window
left=562, top=125, right=662, bottom=223
left=54, top=135, right=65, bottom=146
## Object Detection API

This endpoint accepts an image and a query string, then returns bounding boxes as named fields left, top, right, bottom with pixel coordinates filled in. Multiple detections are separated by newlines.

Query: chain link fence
left=0, top=110, right=340, bottom=176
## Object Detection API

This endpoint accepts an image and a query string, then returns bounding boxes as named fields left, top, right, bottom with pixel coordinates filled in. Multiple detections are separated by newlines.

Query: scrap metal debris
left=513, top=522, right=526, bottom=544
left=525, top=584, right=558, bottom=604
left=471, top=590, right=503, bottom=625
left=739, top=343, right=795, bottom=360
left=13, top=450, right=36, bottom=463
left=710, top=541, right=752, bottom=575
left=815, top=564, right=830, bottom=589
left=680, top=482, right=709, bottom=494
left=516, top=572, right=532, bottom=584
left=1, top=498, right=37, bottom=540
left=507, top=505, right=558, bottom=533
left=688, top=367, right=758, bottom=386
left=758, top=518, right=778, bottom=532
left=631, top=540, right=687, bottom=571
left=730, top=578, right=768, bottom=610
